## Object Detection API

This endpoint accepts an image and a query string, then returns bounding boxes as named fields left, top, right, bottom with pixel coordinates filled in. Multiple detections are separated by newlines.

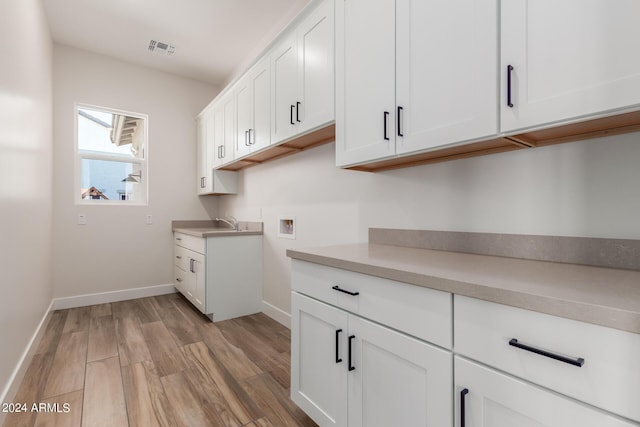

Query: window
left=76, top=104, right=148, bottom=204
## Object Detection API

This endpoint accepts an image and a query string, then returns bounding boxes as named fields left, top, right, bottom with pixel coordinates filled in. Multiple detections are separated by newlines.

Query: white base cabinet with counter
left=174, top=232, right=262, bottom=321
left=454, top=295, right=640, bottom=426
left=290, top=260, right=453, bottom=427
left=290, top=258, right=640, bottom=427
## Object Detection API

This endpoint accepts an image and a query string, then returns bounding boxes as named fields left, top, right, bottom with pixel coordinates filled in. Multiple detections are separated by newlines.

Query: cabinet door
left=235, top=75, right=252, bottom=158
left=195, top=114, right=210, bottom=195
left=335, top=0, right=396, bottom=167
left=221, top=94, right=235, bottom=166
left=212, top=103, right=225, bottom=168
left=395, top=0, right=497, bottom=154
left=455, top=357, right=637, bottom=427
left=271, top=35, right=299, bottom=145
left=250, top=58, right=271, bottom=151
left=291, top=293, right=348, bottom=427
left=348, top=315, right=452, bottom=427
left=189, top=253, right=205, bottom=313
left=297, top=0, right=334, bottom=135
left=501, top=0, right=640, bottom=132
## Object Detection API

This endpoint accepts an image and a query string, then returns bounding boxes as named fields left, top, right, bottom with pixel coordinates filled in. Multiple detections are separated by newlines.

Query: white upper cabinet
left=336, top=0, right=498, bottom=167
left=501, top=0, right=640, bottom=133
left=336, top=0, right=396, bottom=167
left=212, top=94, right=234, bottom=168
left=196, top=109, right=213, bottom=195
left=296, top=0, right=334, bottom=134
left=395, top=0, right=497, bottom=155
left=235, top=57, right=271, bottom=158
left=272, top=34, right=300, bottom=144
left=271, top=0, right=334, bottom=145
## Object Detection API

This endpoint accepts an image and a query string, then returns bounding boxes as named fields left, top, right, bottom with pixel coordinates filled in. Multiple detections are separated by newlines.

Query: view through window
left=76, top=105, right=148, bottom=204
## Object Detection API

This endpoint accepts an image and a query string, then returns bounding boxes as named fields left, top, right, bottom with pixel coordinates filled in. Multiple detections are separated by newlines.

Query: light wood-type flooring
left=3, top=293, right=317, bottom=427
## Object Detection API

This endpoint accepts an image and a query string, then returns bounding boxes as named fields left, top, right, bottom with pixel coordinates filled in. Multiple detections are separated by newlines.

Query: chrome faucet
left=215, top=216, right=238, bottom=231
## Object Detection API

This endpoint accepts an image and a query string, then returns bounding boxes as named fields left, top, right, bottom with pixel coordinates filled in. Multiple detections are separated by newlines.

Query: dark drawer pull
left=507, top=65, right=514, bottom=108
left=460, top=388, right=469, bottom=427
left=383, top=111, right=390, bottom=141
left=509, top=338, right=584, bottom=367
left=348, top=335, right=356, bottom=371
left=332, top=285, right=359, bottom=296
left=335, top=329, right=343, bottom=363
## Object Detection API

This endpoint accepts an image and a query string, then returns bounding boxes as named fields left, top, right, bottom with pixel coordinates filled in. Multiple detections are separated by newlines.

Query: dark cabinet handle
left=507, top=65, right=514, bottom=108
left=221, top=145, right=225, bottom=158
left=290, top=105, right=295, bottom=125
left=397, top=106, right=403, bottom=137
left=296, top=101, right=301, bottom=122
left=383, top=111, right=390, bottom=140
left=460, top=388, right=469, bottom=427
left=248, top=129, right=253, bottom=145
left=335, top=329, right=343, bottom=363
left=244, top=130, right=249, bottom=146
left=348, top=335, right=355, bottom=371
left=332, top=285, right=359, bottom=296
left=509, top=338, right=584, bottom=367
left=176, top=255, right=182, bottom=259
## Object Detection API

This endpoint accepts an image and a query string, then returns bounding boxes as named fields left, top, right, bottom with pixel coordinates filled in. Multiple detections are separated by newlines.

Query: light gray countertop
left=287, top=243, right=640, bottom=334
left=173, top=227, right=263, bottom=238
left=172, top=220, right=263, bottom=238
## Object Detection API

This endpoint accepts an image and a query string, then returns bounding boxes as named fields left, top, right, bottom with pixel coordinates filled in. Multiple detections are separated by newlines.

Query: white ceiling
left=42, top=0, right=311, bottom=86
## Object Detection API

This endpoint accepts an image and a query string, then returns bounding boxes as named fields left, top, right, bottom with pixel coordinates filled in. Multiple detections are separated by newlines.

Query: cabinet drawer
left=174, top=245, right=189, bottom=271
left=454, top=295, right=640, bottom=422
left=292, top=260, right=452, bottom=349
left=174, top=264, right=186, bottom=291
left=174, top=232, right=205, bottom=254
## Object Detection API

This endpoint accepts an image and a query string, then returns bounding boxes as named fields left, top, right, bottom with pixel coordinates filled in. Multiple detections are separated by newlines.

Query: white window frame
left=74, top=103, right=149, bottom=206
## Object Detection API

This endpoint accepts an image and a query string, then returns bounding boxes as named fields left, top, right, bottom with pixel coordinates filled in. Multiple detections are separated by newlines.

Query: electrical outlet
left=146, top=214, right=153, bottom=225
left=78, top=214, right=86, bottom=225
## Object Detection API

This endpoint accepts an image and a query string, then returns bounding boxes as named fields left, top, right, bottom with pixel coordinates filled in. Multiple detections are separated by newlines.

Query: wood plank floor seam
left=3, top=294, right=316, bottom=427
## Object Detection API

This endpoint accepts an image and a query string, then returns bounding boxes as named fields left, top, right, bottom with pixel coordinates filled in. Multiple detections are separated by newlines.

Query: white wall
left=0, top=0, right=53, bottom=406
left=219, top=133, right=640, bottom=316
left=52, top=45, right=220, bottom=299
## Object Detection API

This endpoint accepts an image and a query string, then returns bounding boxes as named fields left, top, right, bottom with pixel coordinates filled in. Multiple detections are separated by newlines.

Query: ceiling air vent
left=148, top=40, right=175, bottom=56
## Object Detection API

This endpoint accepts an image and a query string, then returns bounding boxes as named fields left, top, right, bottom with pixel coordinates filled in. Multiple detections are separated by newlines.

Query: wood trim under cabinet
left=344, top=109, right=640, bottom=172
left=219, top=123, right=335, bottom=171
left=217, top=109, right=640, bottom=173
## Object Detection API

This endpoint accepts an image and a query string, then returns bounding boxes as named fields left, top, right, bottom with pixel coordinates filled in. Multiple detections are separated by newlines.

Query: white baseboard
left=53, top=283, right=176, bottom=310
left=0, top=299, right=55, bottom=424
left=261, top=300, right=291, bottom=329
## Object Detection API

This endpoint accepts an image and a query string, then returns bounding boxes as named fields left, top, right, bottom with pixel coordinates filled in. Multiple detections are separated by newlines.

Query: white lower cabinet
left=291, top=260, right=640, bottom=427
left=174, top=248, right=205, bottom=312
left=173, top=238, right=205, bottom=312
left=455, top=356, right=637, bottom=427
left=291, top=292, right=348, bottom=427
left=291, top=289, right=452, bottom=427
left=173, top=232, right=262, bottom=321
left=347, top=314, right=452, bottom=427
